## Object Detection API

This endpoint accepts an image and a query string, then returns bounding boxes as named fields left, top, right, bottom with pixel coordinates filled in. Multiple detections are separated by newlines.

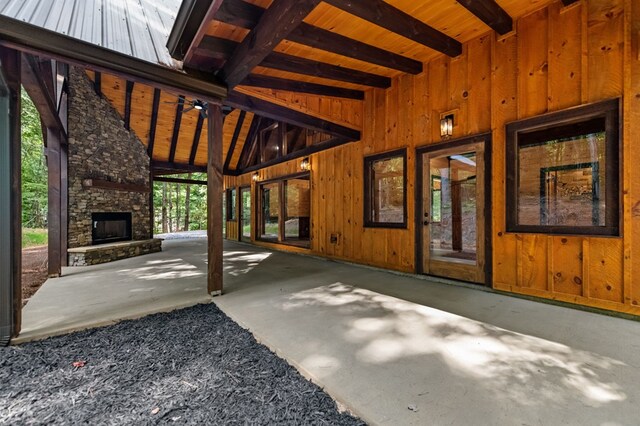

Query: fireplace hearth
left=92, top=212, right=132, bottom=245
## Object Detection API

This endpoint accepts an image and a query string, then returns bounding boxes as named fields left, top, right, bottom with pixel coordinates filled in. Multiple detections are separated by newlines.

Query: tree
left=21, top=88, right=47, bottom=228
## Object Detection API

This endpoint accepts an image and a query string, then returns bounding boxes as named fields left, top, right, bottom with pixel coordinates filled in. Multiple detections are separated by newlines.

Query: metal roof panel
left=0, top=0, right=181, bottom=68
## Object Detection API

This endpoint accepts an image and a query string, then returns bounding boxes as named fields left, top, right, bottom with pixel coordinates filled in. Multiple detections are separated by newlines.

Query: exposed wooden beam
left=323, top=0, right=462, bottom=57
left=147, top=88, right=161, bottom=157
left=234, top=136, right=355, bottom=175
left=197, top=36, right=391, bottom=88
left=93, top=71, right=101, bottom=96
left=152, top=161, right=207, bottom=174
left=226, top=91, right=361, bottom=140
left=154, top=176, right=208, bottom=186
left=21, top=54, right=68, bottom=139
left=167, top=0, right=225, bottom=63
left=168, top=96, right=186, bottom=163
left=221, top=0, right=321, bottom=87
left=456, top=0, right=512, bottom=35
left=240, top=74, right=364, bottom=100
left=236, top=115, right=259, bottom=170
left=124, top=80, right=134, bottom=130
left=207, top=103, right=224, bottom=295
left=82, top=179, right=150, bottom=193
left=223, top=110, right=247, bottom=172
left=189, top=113, right=206, bottom=165
left=561, top=0, right=580, bottom=5
left=47, top=128, right=62, bottom=277
left=215, top=0, right=422, bottom=74
left=0, top=15, right=227, bottom=103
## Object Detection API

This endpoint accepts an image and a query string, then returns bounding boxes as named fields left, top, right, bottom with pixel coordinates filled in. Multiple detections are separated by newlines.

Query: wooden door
left=420, top=141, right=487, bottom=284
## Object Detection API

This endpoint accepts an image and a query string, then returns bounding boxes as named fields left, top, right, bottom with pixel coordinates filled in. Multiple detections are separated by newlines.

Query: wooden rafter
left=147, top=88, right=161, bottom=157
left=226, top=91, right=361, bottom=141
left=152, top=161, right=207, bottom=174
left=124, top=80, right=134, bottom=130
left=197, top=36, right=390, bottom=88
left=323, top=0, right=462, bottom=57
left=168, top=96, right=186, bottom=163
left=189, top=113, right=206, bottom=165
left=561, top=0, right=580, bottom=5
left=93, top=71, right=101, bottom=96
left=456, top=0, right=513, bottom=35
left=154, top=176, right=208, bottom=185
left=167, top=0, right=225, bottom=63
left=221, top=0, right=320, bottom=87
left=237, top=115, right=261, bottom=170
left=21, top=54, right=68, bottom=139
left=215, top=0, right=422, bottom=74
left=240, top=74, right=364, bottom=100
left=224, top=110, right=247, bottom=172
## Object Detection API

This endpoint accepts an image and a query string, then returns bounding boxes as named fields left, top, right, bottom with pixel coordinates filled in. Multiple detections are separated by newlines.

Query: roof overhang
left=0, top=14, right=227, bottom=102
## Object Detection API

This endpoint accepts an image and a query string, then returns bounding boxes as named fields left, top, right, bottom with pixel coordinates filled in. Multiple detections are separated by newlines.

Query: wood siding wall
left=225, top=0, right=640, bottom=316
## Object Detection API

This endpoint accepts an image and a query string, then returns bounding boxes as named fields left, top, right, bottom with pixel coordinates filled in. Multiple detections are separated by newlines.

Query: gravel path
left=0, top=304, right=365, bottom=425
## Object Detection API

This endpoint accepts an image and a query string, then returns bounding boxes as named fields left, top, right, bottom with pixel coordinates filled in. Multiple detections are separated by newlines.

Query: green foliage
left=21, top=88, right=48, bottom=228
left=153, top=173, right=209, bottom=233
left=23, top=228, right=48, bottom=248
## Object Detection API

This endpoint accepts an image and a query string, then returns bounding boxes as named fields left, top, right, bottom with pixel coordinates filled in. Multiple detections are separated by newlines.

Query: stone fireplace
left=66, top=67, right=161, bottom=266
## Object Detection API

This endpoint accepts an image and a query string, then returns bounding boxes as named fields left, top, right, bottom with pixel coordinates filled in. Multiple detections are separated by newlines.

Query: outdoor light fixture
left=252, top=172, right=259, bottom=182
left=440, top=114, right=454, bottom=139
left=193, top=100, right=205, bottom=110
left=300, top=157, right=311, bottom=171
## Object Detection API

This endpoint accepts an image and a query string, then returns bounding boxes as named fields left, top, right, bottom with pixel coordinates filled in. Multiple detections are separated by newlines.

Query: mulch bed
left=0, top=304, right=365, bottom=425
left=21, top=246, right=48, bottom=306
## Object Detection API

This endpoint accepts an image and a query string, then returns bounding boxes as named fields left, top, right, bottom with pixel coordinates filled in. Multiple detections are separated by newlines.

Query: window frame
left=363, top=148, right=408, bottom=229
left=505, top=98, right=620, bottom=236
left=225, top=187, right=237, bottom=221
left=256, top=172, right=311, bottom=248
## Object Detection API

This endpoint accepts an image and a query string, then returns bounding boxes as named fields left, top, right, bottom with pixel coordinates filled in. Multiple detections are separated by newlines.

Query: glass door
left=421, top=141, right=486, bottom=284
left=239, top=186, right=251, bottom=242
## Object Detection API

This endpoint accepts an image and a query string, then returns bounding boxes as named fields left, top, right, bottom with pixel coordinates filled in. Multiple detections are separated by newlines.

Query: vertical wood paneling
left=517, top=8, right=549, bottom=118
left=222, top=0, right=639, bottom=316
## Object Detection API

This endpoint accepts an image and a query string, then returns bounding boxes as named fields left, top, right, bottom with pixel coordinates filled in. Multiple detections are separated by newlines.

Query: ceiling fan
left=164, top=97, right=208, bottom=118
left=163, top=98, right=234, bottom=119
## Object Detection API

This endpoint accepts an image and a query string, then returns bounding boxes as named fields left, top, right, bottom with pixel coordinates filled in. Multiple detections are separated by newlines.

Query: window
left=226, top=188, right=237, bottom=221
left=364, top=149, right=407, bottom=228
left=506, top=99, right=620, bottom=236
left=258, top=173, right=310, bottom=248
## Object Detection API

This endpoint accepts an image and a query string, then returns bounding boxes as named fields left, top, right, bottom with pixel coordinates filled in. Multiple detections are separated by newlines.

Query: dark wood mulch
left=21, top=245, right=48, bottom=306
left=0, top=304, right=365, bottom=425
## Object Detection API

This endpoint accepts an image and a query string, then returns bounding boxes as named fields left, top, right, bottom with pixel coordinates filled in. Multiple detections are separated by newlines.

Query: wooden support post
left=207, top=103, right=224, bottom=295
left=47, top=128, right=62, bottom=277
left=60, top=142, right=68, bottom=267
left=149, top=169, right=154, bottom=238
left=0, top=47, right=22, bottom=342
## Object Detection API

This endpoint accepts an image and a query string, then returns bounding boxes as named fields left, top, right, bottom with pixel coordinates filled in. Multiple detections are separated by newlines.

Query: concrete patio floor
left=16, top=238, right=640, bottom=425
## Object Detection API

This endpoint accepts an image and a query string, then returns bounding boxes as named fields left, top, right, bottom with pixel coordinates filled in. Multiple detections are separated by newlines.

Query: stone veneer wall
left=67, top=67, right=151, bottom=248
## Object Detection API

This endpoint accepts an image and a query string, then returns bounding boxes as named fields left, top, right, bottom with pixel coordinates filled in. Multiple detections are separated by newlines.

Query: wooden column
left=0, top=47, right=22, bottom=342
left=149, top=169, right=154, bottom=238
left=207, top=103, right=224, bottom=295
left=47, top=128, right=62, bottom=277
left=60, top=143, right=68, bottom=266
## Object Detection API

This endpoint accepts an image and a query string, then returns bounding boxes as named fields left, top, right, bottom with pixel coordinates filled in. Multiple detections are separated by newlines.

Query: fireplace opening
left=92, top=212, right=132, bottom=245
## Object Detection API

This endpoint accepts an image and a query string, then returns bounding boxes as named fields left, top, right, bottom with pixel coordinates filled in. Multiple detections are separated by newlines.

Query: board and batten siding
left=225, top=0, right=640, bottom=316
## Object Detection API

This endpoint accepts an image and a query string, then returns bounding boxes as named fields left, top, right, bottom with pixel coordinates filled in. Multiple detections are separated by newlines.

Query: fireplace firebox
left=92, top=212, right=132, bottom=245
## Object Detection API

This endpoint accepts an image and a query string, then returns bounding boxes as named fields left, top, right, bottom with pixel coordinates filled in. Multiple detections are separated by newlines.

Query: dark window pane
left=286, top=125, right=306, bottom=154
left=226, top=188, right=236, bottom=221
left=261, top=124, right=280, bottom=162
left=284, top=178, right=310, bottom=245
left=260, top=183, right=279, bottom=240
left=518, top=132, right=606, bottom=227
left=368, top=155, right=405, bottom=225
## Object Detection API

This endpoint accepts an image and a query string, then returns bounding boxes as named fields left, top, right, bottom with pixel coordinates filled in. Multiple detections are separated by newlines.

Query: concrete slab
left=15, top=238, right=640, bottom=424
left=217, top=242, right=640, bottom=426
left=15, top=239, right=212, bottom=344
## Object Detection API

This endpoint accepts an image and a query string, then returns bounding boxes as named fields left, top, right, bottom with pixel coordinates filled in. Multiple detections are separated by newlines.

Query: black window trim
left=505, top=98, right=621, bottom=237
left=363, top=148, right=408, bottom=229
left=225, top=187, right=237, bottom=221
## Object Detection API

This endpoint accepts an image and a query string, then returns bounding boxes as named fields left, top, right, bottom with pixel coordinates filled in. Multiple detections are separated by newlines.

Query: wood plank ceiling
left=93, top=0, right=572, bottom=175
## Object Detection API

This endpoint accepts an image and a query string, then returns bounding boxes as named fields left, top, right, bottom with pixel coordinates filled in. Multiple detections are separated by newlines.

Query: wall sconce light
left=440, top=114, right=454, bottom=139
left=252, top=172, right=259, bottom=182
left=300, top=157, right=311, bottom=171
